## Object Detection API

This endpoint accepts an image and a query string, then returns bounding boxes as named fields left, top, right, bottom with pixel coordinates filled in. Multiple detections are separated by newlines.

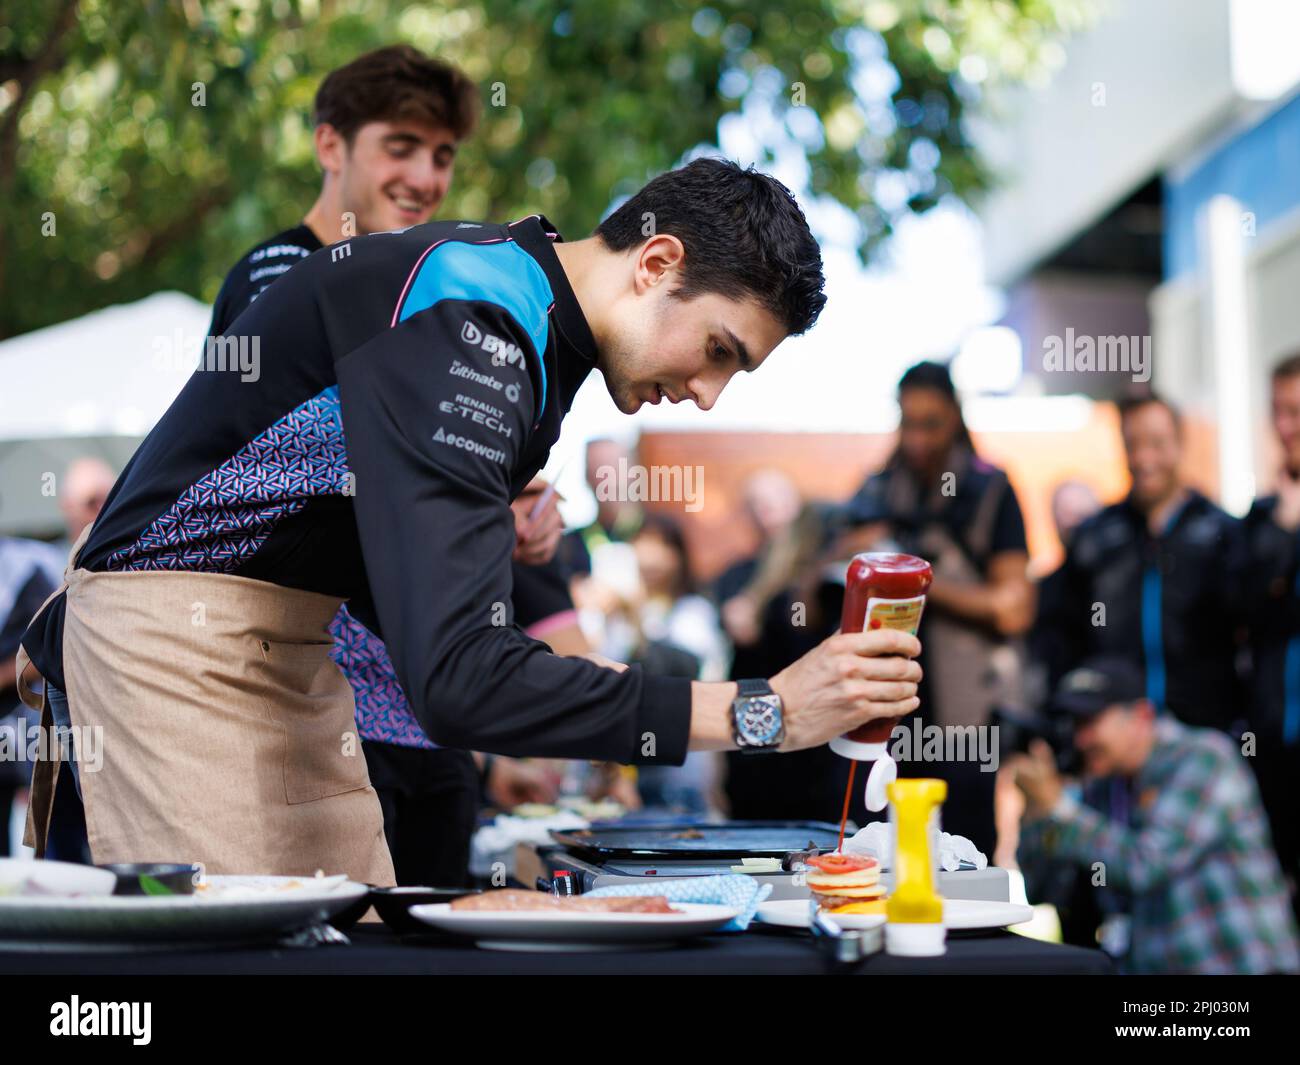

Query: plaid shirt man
left=1019, top=718, right=1300, bottom=974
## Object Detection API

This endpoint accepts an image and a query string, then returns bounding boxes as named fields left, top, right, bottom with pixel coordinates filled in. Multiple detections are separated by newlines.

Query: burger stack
left=805, top=853, right=885, bottom=915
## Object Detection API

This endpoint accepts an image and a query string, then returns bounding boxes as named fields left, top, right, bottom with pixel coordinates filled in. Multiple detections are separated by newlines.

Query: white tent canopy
left=0, top=292, right=209, bottom=534
left=0, top=291, right=208, bottom=441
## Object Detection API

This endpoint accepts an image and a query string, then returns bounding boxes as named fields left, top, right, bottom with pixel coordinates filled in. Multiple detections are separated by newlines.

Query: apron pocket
left=254, top=638, right=370, bottom=805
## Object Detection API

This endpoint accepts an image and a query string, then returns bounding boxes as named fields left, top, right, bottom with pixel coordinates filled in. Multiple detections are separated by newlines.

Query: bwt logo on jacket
left=461, top=320, right=525, bottom=370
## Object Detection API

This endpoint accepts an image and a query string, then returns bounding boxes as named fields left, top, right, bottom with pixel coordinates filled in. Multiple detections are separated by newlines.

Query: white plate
left=411, top=901, right=739, bottom=951
left=0, top=874, right=368, bottom=943
left=756, top=897, right=1032, bottom=932
left=943, top=898, right=1034, bottom=930
left=757, top=899, right=887, bottom=931
left=0, top=858, right=117, bottom=898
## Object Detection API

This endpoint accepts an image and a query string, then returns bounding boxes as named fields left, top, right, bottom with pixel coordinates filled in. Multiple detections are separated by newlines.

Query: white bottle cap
left=863, top=753, right=897, bottom=812
left=828, top=739, right=896, bottom=812
left=885, top=921, right=946, bottom=956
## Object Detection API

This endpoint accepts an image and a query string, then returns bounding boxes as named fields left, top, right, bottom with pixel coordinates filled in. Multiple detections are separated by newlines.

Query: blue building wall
left=1165, top=90, right=1300, bottom=280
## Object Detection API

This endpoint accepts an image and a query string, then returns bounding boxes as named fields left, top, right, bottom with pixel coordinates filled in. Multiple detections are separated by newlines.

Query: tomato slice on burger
left=805, top=852, right=876, bottom=874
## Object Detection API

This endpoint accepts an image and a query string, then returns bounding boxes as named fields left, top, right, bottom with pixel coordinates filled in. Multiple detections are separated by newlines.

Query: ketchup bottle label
left=844, top=592, right=927, bottom=746
left=864, top=594, right=926, bottom=635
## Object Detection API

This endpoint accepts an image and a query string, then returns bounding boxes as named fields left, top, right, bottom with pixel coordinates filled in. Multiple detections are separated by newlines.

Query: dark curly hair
left=595, top=158, right=827, bottom=337
left=313, top=44, right=479, bottom=144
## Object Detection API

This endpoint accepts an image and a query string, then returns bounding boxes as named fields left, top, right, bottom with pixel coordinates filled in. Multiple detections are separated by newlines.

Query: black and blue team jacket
left=22, top=215, right=691, bottom=767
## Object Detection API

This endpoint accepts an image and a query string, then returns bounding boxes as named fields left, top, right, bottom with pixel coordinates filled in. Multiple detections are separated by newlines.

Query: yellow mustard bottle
left=885, top=778, right=947, bottom=956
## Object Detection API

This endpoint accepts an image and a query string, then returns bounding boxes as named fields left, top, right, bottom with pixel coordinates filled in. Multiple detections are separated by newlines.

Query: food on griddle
left=449, top=889, right=676, bottom=913
left=669, top=829, right=705, bottom=840
left=803, top=853, right=885, bottom=915
left=784, top=844, right=823, bottom=870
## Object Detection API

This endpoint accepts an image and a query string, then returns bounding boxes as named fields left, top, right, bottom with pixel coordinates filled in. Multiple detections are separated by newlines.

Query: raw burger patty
left=450, top=889, right=675, bottom=913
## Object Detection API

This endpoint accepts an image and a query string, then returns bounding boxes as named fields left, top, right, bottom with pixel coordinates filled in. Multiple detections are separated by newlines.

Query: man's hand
left=1008, top=739, right=1064, bottom=819
left=987, top=579, right=1032, bottom=635
left=511, top=477, right=563, bottom=565
left=588, top=762, right=643, bottom=810
left=486, top=756, right=561, bottom=810
left=829, top=521, right=891, bottom=562
left=577, top=652, right=629, bottom=673
left=769, top=628, right=921, bottom=751
left=720, top=594, right=761, bottom=647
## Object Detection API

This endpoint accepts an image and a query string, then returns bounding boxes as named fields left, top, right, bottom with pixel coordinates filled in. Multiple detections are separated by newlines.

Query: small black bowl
left=327, top=888, right=377, bottom=932
left=98, top=862, right=201, bottom=897
left=371, top=886, right=480, bottom=934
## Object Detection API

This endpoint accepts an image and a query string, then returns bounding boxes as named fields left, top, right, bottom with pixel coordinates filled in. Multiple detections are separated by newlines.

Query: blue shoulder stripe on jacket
left=396, top=239, right=551, bottom=422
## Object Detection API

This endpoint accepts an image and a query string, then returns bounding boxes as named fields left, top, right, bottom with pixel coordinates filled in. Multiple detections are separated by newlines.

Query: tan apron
left=17, top=544, right=395, bottom=886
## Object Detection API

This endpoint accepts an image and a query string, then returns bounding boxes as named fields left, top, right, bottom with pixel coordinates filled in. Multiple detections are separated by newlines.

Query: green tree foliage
left=0, top=0, right=1089, bottom=338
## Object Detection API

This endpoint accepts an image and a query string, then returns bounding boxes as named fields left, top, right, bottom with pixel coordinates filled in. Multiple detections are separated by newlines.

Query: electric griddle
left=528, top=821, right=1010, bottom=902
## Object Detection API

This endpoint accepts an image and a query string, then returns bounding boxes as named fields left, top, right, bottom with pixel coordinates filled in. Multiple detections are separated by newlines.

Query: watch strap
left=736, top=678, right=773, bottom=698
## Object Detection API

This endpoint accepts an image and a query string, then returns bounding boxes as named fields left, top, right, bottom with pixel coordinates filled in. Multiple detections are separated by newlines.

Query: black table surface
left=1, top=924, right=1112, bottom=976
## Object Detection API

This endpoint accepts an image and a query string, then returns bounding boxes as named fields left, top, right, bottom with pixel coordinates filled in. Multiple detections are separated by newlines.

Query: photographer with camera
left=1012, top=657, right=1298, bottom=974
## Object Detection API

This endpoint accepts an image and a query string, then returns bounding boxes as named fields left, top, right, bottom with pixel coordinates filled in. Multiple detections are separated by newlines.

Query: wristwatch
left=731, top=678, right=786, bottom=753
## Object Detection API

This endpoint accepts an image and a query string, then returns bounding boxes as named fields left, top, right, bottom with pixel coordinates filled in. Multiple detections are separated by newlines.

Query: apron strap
left=63, top=520, right=94, bottom=578
left=14, top=520, right=95, bottom=710
left=14, top=643, right=44, bottom=711
left=20, top=683, right=59, bottom=857
left=14, top=522, right=95, bottom=854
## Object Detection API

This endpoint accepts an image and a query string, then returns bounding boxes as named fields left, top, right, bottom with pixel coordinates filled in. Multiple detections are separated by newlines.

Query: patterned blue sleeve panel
left=329, top=605, right=436, bottom=750
left=105, top=385, right=349, bottom=573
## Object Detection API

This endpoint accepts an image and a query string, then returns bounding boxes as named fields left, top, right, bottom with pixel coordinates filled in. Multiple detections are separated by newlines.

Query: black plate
left=549, top=821, right=844, bottom=860
left=325, top=886, right=481, bottom=934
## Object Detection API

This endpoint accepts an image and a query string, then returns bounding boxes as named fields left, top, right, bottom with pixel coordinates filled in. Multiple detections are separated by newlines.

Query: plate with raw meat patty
left=411, top=889, right=739, bottom=950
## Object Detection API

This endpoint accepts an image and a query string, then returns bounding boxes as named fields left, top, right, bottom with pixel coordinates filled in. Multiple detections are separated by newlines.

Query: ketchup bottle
left=830, top=552, right=931, bottom=810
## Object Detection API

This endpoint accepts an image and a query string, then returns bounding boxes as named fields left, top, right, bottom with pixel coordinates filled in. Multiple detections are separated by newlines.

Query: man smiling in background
left=209, top=44, right=475, bottom=328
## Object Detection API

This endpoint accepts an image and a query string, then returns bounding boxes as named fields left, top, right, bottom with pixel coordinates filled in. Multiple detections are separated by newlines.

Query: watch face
left=739, top=694, right=783, bottom=746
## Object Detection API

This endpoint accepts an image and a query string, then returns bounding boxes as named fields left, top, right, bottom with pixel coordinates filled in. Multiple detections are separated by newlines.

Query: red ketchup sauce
left=839, top=552, right=931, bottom=745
